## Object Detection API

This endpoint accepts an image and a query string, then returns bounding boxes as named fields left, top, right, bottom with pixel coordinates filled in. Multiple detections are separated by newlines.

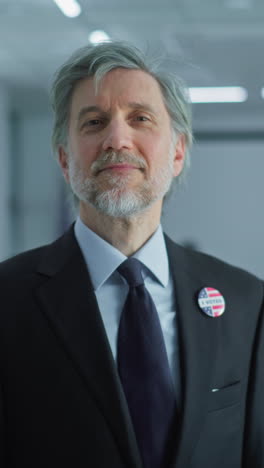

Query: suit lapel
left=165, top=236, right=220, bottom=468
left=35, top=227, right=142, bottom=468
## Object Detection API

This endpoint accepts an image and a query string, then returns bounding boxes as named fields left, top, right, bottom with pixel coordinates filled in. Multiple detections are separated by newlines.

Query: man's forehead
left=70, top=69, right=167, bottom=114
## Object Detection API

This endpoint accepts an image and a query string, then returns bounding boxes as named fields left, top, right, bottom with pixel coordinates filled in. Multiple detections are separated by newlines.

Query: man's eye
left=81, top=119, right=104, bottom=131
left=135, top=116, right=149, bottom=122
left=85, top=119, right=101, bottom=126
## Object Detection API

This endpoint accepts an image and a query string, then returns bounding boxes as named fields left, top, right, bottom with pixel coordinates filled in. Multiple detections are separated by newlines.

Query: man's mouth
left=98, top=164, right=140, bottom=173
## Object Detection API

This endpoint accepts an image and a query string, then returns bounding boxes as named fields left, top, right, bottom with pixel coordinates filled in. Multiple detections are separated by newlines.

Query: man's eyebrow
left=76, top=102, right=156, bottom=122
left=128, top=102, right=156, bottom=113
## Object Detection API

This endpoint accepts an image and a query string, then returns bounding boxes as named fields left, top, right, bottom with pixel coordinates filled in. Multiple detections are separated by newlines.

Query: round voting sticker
left=198, top=287, right=225, bottom=317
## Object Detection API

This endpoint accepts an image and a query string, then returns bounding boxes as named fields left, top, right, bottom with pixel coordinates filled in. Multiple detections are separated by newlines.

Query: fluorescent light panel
left=89, top=30, right=111, bottom=44
left=261, top=88, right=264, bottom=99
left=53, top=0, right=81, bottom=18
left=189, top=87, right=248, bottom=103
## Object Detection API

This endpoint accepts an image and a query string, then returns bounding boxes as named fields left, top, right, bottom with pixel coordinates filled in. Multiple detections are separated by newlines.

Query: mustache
left=91, top=150, right=147, bottom=174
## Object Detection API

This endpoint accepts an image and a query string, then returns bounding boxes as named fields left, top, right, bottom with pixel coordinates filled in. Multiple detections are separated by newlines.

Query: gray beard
left=67, top=146, right=175, bottom=218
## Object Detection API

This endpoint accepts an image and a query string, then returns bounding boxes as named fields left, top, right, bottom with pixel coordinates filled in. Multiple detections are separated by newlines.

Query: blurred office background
left=0, top=0, right=263, bottom=277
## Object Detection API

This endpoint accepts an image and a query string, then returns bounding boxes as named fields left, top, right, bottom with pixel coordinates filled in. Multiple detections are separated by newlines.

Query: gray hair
left=50, top=41, right=193, bottom=184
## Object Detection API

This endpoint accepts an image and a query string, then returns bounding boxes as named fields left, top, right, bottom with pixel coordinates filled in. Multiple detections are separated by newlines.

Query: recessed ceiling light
left=53, top=0, right=81, bottom=18
left=89, top=30, right=111, bottom=44
left=188, top=87, right=248, bottom=103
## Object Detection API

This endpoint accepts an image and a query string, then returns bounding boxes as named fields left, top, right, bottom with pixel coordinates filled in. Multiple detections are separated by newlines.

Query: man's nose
left=102, top=119, right=133, bottom=152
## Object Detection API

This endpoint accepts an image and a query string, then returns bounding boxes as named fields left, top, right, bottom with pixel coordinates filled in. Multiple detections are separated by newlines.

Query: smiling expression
left=59, top=68, right=185, bottom=217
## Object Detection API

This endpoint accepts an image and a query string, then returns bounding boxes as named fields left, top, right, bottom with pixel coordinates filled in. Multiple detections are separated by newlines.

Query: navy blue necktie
left=117, top=258, right=176, bottom=468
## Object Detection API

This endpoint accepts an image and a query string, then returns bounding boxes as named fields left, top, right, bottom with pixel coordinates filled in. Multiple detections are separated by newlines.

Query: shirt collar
left=74, top=216, right=169, bottom=291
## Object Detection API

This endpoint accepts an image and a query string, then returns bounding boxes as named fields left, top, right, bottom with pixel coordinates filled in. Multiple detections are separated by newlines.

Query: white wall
left=9, top=114, right=63, bottom=256
left=0, top=84, right=11, bottom=260
left=162, top=139, right=264, bottom=278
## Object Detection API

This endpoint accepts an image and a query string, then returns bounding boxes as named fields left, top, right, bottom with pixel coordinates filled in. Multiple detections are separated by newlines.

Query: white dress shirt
left=74, top=217, right=181, bottom=400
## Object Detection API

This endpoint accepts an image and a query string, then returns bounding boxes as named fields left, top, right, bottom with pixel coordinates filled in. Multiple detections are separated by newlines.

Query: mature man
left=0, top=42, right=263, bottom=468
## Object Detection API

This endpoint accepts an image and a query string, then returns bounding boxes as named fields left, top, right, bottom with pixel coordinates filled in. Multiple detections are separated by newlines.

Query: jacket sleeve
left=243, top=289, right=264, bottom=467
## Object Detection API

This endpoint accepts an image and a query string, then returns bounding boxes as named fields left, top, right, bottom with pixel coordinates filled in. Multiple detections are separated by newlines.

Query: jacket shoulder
left=0, top=225, right=76, bottom=280
left=164, top=233, right=263, bottom=293
left=0, top=244, right=48, bottom=276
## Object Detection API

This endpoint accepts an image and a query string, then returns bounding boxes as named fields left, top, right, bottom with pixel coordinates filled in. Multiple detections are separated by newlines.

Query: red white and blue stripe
left=198, top=287, right=225, bottom=317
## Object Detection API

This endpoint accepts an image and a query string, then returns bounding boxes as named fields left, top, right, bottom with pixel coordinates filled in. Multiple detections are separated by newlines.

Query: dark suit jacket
left=0, top=226, right=263, bottom=468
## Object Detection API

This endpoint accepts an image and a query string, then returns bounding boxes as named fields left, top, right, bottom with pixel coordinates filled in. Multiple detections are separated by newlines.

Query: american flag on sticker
left=198, top=287, right=225, bottom=318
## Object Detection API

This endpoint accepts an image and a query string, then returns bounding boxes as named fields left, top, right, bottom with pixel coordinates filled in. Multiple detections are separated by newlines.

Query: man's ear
left=58, top=145, right=70, bottom=183
left=173, top=134, right=186, bottom=177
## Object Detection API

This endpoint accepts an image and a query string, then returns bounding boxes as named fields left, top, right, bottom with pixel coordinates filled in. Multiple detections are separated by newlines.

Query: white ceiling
left=1, top=0, right=264, bottom=128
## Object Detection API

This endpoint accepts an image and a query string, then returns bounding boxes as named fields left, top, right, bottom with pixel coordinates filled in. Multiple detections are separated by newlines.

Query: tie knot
left=117, top=258, right=144, bottom=287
